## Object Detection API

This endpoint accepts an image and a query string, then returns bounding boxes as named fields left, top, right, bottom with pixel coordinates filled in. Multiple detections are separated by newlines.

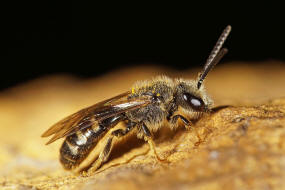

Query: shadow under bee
left=108, top=132, right=145, bottom=162
left=87, top=125, right=188, bottom=173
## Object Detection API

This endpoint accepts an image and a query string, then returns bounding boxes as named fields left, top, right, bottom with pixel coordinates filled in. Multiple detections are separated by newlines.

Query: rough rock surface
left=0, top=62, right=285, bottom=190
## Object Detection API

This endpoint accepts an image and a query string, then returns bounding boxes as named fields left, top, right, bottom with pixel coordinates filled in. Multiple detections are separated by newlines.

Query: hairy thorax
left=125, top=76, right=175, bottom=137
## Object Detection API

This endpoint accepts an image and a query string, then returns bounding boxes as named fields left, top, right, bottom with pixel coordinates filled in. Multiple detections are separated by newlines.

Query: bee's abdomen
left=59, top=126, right=104, bottom=170
left=59, top=115, right=125, bottom=170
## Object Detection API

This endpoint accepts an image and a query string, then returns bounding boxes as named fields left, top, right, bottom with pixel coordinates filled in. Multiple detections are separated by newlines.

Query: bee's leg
left=169, top=115, right=203, bottom=145
left=85, top=136, right=114, bottom=175
left=141, top=123, right=166, bottom=162
left=86, top=121, right=135, bottom=175
left=169, top=115, right=192, bottom=129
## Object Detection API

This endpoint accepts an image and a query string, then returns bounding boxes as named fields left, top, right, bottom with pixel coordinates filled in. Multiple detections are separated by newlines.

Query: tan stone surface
left=0, top=62, right=285, bottom=189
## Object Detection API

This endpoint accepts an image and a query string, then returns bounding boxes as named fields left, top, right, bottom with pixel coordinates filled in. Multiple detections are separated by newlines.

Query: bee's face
left=175, top=79, right=213, bottom=113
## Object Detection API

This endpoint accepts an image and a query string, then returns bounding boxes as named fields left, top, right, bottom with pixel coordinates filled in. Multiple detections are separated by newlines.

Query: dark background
left=3, top=2, right=285, bottom=91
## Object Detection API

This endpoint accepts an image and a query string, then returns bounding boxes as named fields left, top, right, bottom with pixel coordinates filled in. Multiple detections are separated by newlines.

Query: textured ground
left=0, top=61, right=285, bottom=190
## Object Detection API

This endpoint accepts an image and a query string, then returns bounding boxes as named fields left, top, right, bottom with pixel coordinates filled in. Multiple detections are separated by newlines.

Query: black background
left=3, top=2, right=285, bottom=91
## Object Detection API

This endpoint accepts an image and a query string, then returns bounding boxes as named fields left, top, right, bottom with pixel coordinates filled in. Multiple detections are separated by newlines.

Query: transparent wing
left=41, top=91, right=151, bottom=145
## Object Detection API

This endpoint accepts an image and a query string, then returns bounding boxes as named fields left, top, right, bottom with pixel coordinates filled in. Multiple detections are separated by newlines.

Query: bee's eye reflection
left=182, top=93, right=205, bottom=111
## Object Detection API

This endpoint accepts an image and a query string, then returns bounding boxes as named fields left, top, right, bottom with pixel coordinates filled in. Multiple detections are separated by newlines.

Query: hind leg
left=85, top=123, right=135, bottom=175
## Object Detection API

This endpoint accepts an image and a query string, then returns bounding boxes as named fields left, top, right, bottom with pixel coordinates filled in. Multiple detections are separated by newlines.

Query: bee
left=42, top=25, right=231, bottom=174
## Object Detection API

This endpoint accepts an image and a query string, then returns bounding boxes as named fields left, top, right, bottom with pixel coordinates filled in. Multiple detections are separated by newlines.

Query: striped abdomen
left=60, top=115, right=124, bottom=170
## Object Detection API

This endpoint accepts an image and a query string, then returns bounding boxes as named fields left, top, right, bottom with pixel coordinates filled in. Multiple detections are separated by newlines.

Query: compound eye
left=182, top=93, right=205, bottom=111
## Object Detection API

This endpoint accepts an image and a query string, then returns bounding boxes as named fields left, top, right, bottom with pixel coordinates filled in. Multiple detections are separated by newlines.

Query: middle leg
left=141, top=123, right=166, bottom=161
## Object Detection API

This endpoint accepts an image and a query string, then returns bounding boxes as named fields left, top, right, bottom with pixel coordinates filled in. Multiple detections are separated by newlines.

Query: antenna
left=197, top=25, right=232, bottom=89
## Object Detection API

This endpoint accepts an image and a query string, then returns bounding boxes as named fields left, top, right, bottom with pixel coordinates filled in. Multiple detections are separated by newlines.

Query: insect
left=42, top=25, right=231, bottom=174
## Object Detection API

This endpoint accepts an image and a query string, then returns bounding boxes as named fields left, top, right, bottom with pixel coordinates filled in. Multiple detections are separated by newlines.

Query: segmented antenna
left=197, top=25, right=232, bottom=89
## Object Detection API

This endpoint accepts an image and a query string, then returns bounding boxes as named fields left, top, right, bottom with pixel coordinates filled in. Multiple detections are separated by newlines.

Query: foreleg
left=168, top=114, right=192, bottom=129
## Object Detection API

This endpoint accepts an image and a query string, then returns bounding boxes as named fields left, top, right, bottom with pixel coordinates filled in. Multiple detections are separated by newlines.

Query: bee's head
left=175, top=25, right=231, bottom=114
left=175, top=80, right=213, bottom=113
